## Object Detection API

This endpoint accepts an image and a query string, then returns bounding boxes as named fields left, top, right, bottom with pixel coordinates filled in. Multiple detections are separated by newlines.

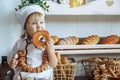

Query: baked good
left=108, top=68, right=118, bottom=77
left=93, top=65, right=108, bottom=80
left=55, top=52, right=66, bottom=78
left=51, top=35, right=59, bottom=44
left=102, top=35, right=120, bottom=44
left=57, top=36, right=79, bottom=45
left=82, top=35, right=100, bottom=45
left=70, top=36, right=79, bottom=45
left=55, top=52, right=61, bottom=64
left=61, top=56, right=69, bottom=64
left=18, top=50, right=49, bottom=73
left=32, top=30, right=50, bottom=48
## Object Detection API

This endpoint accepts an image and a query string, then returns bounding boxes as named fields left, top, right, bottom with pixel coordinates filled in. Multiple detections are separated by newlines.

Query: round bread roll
left=82, top=35, right=100, bottom=45
left=32, top=30, right=50, bottom=48
left=102, top=35, right=120, bottom=44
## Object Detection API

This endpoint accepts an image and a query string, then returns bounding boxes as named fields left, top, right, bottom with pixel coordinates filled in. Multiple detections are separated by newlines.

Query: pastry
left=57, top=36, right=79, bottom=45
left=82, top=35, right=100, bottom=45
left=51, top=35, right=59, bottom=44
left=102, top=35, right=120, bottom=44
left=61, top=56, right=69, bottom=64
left=32, top=30, right=50, bottom=48
left=108, top=68, right=118, bottom=77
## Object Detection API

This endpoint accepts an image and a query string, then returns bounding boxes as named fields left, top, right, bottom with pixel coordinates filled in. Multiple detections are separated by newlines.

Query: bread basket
left=53, top=58, right=77, bottom=80
left=81, top=57, right=120, bottom=80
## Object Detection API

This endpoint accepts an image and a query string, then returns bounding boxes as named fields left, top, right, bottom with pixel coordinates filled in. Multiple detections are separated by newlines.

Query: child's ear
left=20, top=31, right=27, bottom=39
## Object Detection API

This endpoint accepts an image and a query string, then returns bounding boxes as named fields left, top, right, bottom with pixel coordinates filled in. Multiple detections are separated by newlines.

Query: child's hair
left=15, top=5, right=45, bottom=28
left=24, top=12, right=44, bottom=30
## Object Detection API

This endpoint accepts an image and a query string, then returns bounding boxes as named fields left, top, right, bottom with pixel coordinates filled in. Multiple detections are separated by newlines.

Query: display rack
left=54, top=44, right=120, bottom=54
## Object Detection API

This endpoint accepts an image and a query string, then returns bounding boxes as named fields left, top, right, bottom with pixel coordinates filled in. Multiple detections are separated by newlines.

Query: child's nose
left=36, top=24, right=43, bottom=30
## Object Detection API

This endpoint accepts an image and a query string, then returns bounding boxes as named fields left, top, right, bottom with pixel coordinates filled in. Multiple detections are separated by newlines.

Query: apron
left=12, top=39, right=53, bottom=80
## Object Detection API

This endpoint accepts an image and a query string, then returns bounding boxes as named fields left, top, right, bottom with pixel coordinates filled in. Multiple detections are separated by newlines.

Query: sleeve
left=11, top=41, right=19, bottom=59
left=10, top=39, right=25, bottom=60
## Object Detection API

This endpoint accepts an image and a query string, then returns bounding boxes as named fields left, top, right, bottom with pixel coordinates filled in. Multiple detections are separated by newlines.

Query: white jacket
left=11, top=38, right=53, bottom=80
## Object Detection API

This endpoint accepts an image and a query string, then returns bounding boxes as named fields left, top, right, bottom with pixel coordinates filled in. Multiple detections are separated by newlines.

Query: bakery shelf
left=55, top=49, right=120, bottom=55
left=54, top=44, right=120, bottom=49
left=54, top=44, right=120, bottom=54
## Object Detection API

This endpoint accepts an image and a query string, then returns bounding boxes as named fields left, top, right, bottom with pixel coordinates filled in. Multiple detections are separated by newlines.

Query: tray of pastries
left=51, top=34, right=120, bottom=54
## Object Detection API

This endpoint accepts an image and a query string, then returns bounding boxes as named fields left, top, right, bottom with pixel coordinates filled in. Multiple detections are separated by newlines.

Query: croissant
left=82, top=35, right=100, bottom=45
left=102, top=35, right=120, bottom=44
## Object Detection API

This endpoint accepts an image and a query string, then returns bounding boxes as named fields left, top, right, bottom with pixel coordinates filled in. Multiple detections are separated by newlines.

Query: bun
left=61, top=56, right=69, bottom=64
left=32, top=30, right=50, bottom=48
left=102, top=35, right=120, bottom=44
left=57, top=36, right=79, bottom=45
left=82, top=35, right=100, bottom=45
left=51, top=35, right=59, bottom=44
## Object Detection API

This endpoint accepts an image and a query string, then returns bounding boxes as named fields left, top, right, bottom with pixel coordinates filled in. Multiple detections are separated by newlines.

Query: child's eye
left=32, top=22, right=35, bottom=25
left=40, top=21, right=44, bottom=24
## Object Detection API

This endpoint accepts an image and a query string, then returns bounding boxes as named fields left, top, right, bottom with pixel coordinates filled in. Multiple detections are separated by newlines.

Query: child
left=10, top=5, right=58, bottom=80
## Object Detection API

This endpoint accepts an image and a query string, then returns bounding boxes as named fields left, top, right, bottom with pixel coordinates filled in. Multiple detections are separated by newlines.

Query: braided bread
left=102, top=35, right=120, bottom=44
left=82, top=35, right=100, bottom=45
left=51, top=35, right=59, bottom=45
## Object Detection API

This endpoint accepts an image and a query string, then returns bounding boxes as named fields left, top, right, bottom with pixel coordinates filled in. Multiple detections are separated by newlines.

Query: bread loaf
left=102, top=35, right=120, bottom=44
left=57, top=36, right=79, bottom=45
left=51, top=35, right=59, bottom=44
left=82, top=35, right=100, bottom=45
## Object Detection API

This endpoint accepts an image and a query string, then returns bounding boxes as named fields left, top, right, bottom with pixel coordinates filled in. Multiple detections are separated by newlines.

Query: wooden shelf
left=54, top=44, right=120, bottom=54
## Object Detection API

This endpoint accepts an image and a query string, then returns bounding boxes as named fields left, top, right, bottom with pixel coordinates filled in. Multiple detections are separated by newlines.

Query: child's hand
left=46, top=37, right=54, bottom=53
left=10, top=58, right=18, bottom=69
left=46, top=37, right=58, bottom=67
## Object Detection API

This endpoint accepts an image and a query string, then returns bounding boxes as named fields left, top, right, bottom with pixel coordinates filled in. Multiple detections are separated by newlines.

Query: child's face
left=25, top=12, right=45, bottom=37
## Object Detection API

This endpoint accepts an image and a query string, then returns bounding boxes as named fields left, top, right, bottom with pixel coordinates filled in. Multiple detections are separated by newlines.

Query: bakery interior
left=0, top=0, right=120, bottom=80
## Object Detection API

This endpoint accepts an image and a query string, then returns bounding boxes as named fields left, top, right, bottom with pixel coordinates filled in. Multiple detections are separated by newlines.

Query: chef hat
left=15, top=5, right=45, bottom=28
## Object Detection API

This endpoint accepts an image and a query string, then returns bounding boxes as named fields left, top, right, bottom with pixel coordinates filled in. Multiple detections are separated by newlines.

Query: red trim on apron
left=25, top=39, right=31, bottom=64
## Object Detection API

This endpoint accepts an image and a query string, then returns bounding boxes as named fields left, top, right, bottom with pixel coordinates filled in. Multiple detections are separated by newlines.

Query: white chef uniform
left=11, top=38, right=53, bottom=80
